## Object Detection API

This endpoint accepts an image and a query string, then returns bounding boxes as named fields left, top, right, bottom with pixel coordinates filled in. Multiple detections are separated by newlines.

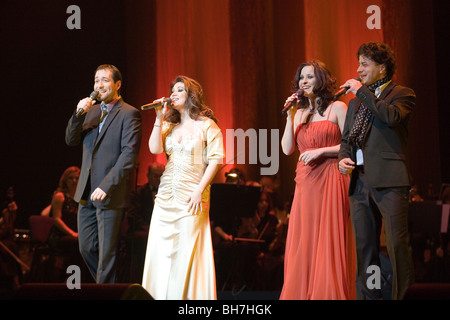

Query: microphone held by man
left=333, top=77, right=361, bottom=100
left=76, top=91, right=99, bottom=117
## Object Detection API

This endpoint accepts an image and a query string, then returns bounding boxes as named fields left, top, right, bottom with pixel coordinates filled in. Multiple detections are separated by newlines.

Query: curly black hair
left=357, top=42, right=396, bottom=80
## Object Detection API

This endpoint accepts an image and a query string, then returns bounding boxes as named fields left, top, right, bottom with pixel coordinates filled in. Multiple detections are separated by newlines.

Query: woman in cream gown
left=142, top=76, right=224, bottom=300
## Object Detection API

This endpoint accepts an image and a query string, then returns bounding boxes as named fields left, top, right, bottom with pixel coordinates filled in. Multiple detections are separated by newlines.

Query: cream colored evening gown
left=142, top=118, right=224, bottom=300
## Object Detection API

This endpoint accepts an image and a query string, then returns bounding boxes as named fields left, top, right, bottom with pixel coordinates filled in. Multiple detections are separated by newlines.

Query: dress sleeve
left=161, top=121, right=173, bottom=151
left=204, top=119, right=225, bottom=161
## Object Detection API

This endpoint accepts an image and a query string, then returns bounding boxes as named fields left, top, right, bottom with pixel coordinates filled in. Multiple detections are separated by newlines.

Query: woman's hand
left=284, top=92, right=300, bottom=118
left=154, top=97, right=170, bottom=119
left=187, top=189, right=203, bottom=215
left=299, top=148, right=323, bottom=166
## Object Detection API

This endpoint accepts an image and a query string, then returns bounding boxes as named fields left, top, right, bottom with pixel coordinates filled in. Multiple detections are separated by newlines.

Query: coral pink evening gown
left=280, top=110, right=355, bottom=300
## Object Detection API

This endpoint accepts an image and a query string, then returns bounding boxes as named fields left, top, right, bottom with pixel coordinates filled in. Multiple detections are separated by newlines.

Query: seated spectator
left=0, top=186, right=22, bottom=293
left=119, top=162, right=164, bottom=283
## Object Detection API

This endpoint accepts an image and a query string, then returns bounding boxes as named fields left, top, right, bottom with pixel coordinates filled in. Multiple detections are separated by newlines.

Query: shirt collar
left=101, top=96, right=121, bottom=112
left=375, top=80, right=392, bottom=97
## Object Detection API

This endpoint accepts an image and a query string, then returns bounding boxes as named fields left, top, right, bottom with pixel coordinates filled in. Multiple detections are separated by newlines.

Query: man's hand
left=341, top=78, right=362, bottom=96
left=91, top=187, right=107, bottom=201
left=76, top=96, right=96, bottom=115
left=339, top=158, right=355, bottom=175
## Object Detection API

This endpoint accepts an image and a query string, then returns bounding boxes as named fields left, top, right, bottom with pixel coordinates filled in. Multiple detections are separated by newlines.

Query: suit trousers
left=349, top=168, right=414, bottom=300
left=78, top=198, right=124, bottom=283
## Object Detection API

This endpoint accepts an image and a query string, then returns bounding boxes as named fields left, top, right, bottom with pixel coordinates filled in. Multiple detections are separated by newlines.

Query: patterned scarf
left=348, top=77, right=390, bottom=148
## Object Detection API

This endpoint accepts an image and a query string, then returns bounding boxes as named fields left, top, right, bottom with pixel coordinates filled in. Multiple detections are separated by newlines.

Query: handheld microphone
left=76, top=91, right=99, bottom=117
left=333, top=77, right=361, bottom=100
left=281, top=89, right=304, bottom=114
left=141, top=98, right=172, bottom=110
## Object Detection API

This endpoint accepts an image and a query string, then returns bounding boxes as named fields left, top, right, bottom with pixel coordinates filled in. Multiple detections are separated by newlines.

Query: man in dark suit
left=338, top=42, right=415, bottom=300
left=65, top=64, right=142, bottom=283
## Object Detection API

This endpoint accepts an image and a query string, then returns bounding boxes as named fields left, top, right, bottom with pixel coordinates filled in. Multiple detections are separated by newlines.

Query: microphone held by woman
left=281, top=89, right=304, bottom=114
left=141, top=98, right=172, bottom=110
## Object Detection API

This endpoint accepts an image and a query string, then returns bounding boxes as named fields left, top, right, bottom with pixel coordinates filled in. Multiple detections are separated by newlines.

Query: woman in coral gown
left=142, top=76, right=224, bottom=300
left=280, top=60, right=355, bottom=300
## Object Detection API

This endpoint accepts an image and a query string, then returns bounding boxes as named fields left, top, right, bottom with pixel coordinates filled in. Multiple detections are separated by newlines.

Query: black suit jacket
left=65, top=98, right=142, bottom=209
left=338, top=82, right=416, bottom=195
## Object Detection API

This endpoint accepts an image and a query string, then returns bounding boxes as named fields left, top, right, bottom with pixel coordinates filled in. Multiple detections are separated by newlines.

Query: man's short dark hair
left=96, top=64, right=122, bottom=94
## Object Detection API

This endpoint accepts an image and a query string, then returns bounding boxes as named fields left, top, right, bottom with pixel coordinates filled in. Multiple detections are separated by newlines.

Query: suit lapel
left=353, top=81, right=396, bottom=120
left=379, top=81, right=396, bottom=100
left=83, top=105, right=102, bottom=144
left=363, top=81, right=397, bottom=144
left=94, top=99, right=122, bottom=148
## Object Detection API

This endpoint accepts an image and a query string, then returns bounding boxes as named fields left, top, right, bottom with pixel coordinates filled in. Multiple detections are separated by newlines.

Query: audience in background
left=46, top=166, right=84, bottom=280
left=0, top=187, right=21, bottom=293
left=118, top=162, right=165, bottom=283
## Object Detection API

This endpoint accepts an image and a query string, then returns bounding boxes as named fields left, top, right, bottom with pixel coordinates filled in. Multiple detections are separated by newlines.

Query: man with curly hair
left=339, top=42, right=415, bottom=300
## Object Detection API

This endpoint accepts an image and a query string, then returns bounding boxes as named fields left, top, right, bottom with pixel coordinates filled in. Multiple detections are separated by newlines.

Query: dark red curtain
left=126, top=0, right=440, bottom=202
left=1, top=0, right=446, bottom=229
left=383, top=0, right=441, bottom=196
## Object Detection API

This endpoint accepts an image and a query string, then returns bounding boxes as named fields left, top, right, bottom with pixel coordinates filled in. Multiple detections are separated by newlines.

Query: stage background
left=1, top=0, right=449, bottom=228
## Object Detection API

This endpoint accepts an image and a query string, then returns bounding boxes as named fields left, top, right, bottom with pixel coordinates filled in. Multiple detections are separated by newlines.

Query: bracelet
left=154, top=124, right=161, bottom=127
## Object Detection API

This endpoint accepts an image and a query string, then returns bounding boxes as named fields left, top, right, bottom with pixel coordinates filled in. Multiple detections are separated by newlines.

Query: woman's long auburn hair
left=291, top=60, right=337, bottom=117
left=164, top=75, right=218, bottom=124
left=58, top=166, right=80, bottom=194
